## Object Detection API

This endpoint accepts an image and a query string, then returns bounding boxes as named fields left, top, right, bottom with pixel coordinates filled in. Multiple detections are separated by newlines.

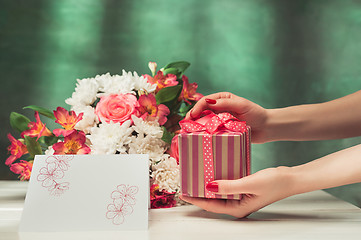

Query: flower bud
left=148, top=62, right=157, bottom=76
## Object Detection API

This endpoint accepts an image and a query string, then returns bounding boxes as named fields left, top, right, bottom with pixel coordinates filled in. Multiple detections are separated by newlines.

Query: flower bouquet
left=5, top=61, right=203, bottom=208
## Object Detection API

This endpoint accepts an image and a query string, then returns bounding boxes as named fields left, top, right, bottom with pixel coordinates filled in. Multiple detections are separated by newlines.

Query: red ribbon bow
left=179, top=110, right=247, bottom=134
left=179, top=111, right=248, bottom=198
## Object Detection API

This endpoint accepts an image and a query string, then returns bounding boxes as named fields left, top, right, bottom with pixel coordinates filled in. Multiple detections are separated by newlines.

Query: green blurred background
left=1, top=0, right=361, bottom=206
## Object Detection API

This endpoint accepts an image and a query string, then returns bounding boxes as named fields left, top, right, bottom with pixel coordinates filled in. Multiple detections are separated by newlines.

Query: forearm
left=289, top=144, right=361, bottom=195
left=180, top=144, right=361, bottom=218
left=265, top=90, right=361, bottom=142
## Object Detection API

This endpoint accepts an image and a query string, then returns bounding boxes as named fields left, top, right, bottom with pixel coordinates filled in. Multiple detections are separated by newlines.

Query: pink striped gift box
left=179, top=128, right=251, bottom=200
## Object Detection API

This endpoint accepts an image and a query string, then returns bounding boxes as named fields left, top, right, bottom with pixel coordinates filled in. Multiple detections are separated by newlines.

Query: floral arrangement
left=5, top=61, right=203, bottom=208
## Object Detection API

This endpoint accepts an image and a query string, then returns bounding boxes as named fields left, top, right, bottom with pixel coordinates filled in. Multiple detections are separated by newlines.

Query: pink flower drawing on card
left=48, top=182, right=70, bottom=196
left=111, top=184, right=139, bottom=206
left=37, top=162, right=64, bottom=187
left=106, top=198, right=134, bottom=225
left=37, top=156, right=72, bottom=196
left=46, top=155, right=73, bottom=171
left=106, top=184, right=139, bottom=225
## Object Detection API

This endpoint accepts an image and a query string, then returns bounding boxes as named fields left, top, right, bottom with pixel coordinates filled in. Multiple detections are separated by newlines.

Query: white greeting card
left=19, top=154, right=149, bottom=232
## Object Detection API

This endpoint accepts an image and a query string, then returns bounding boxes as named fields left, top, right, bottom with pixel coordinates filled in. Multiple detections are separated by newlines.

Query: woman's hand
left=181, top=144, right=361, bottom=218
left=179, top=167, right=296, bottom=218
left=187, top=90, right=361, bottom=142
left=186, top=92, right=269, bottom=143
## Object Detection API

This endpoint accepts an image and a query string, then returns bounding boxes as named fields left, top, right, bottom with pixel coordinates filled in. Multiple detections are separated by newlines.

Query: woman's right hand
left=186, top=92, right=269, bottom=143
left=180, top=166, right=295, bottom=218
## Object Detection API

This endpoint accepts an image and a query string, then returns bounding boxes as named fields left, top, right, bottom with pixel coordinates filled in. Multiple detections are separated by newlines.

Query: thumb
left=208, top=176, right=256, bottom=195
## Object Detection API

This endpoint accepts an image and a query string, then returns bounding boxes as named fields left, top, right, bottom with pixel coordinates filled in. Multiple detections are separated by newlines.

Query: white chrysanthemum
left=132, top=71, right=157, bottom=93
left=151, top=155, right=180, bottom=192
left=65, top=77, right=99, bottom=107
left=96, top=71, right=135, bottom=96
left=131, top=115, right=163, bottom=138
left=72, top=105, right=98, bottom=134
left=128, top=135, right=166, bottom=159
left=87, top=120, right=133, bottom=154
left=45, top=145, right=55, bottom=155
left=94, top=72, right=113, bottom=90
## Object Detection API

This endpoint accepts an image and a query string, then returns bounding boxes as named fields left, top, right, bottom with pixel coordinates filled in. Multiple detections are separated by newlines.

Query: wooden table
left=0, top=180, right=360, bottom=240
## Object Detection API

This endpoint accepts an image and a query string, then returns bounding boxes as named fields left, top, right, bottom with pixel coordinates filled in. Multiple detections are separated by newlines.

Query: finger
left=209, top=175, right=260, bottom=195
left=185, top=97, right=207, bottom=120
left=185, top=109, right=194, bottom=120
left=180, top=195, right=254, bottom=218
left=184, top=92, right=233, bottom=120
left=186, top=96, right=252, bottom=121
left=180, top=195, right=230, bottom=214
left=205, top=97, right=252, bottom=117
left=184, top=97, right=209, bottom=120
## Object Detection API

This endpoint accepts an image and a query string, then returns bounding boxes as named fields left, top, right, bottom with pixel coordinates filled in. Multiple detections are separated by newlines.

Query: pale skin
left=180, top=91, right=361, bottom=218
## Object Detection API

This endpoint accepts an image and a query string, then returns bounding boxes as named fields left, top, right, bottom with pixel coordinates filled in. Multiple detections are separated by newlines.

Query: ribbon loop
left=179, top=111, right=247, bottom=134
left=179, top=120, right=205, bottom=133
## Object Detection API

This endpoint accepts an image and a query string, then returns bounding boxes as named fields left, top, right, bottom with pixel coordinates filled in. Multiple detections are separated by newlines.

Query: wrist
left=262, top=109, right=274, bottom=142
left=274, top=166, right=302, bottom=197
left=263, top=108, right=287, bottom=142
left=263, top=107, right=308, bottom=142
left=287, top=164, right=320, bottom=196
left=271, top=166, right=311, bottom=198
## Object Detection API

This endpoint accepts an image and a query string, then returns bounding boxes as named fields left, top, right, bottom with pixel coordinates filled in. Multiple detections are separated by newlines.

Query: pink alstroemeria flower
left=6, top=134, right=28, bottom=166
left=144, top=71, right=178, bottom=92
left=21, top=111, right=53, bottom=140
left=52, top=131, right=91, bottom=155
left=106, top=198, right=133, bottom=225
left=10, top=160, right=33, bottom=181
left=53, top=107, right=84, bottom=137
left=137, top=94, right=170, bottom=125
left=178, top=75, right=203, bottom=105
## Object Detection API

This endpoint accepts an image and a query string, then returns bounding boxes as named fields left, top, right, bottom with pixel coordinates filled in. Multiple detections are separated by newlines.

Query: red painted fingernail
left=189, top=109, right=194, bottom=118
left=206, top=182, right=219, bottom=192
left=205, top=98, right=216, bottom=104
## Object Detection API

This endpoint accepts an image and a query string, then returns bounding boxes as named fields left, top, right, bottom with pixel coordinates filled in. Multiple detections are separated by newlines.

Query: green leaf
left=9, top=112, right=30, bottom=133
left=162, top=67, right=180, bottom=76
left=24, top=154, right=34, bottom=161
left=38, top=136, right=59, bottom=147
left=163, top=61, right=190, bottom=73
left=23, top=105, right=56, bottom=120
left=161, top=126, right=175, bottom=145
left=178, top=102, right=194, bottom=117
left=155, top=85, right=182, bottom=105
left=24, top=136, right=43, bottom=157
left=91, top=98, right=100, bottom=108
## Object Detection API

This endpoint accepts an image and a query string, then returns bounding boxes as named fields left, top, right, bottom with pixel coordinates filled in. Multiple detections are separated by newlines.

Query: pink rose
left=95, top=94, right=139, bottom=124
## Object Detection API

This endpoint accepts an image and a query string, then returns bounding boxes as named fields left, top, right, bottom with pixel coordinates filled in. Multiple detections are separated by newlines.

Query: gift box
left=178, top=112, right=251, bottom=200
